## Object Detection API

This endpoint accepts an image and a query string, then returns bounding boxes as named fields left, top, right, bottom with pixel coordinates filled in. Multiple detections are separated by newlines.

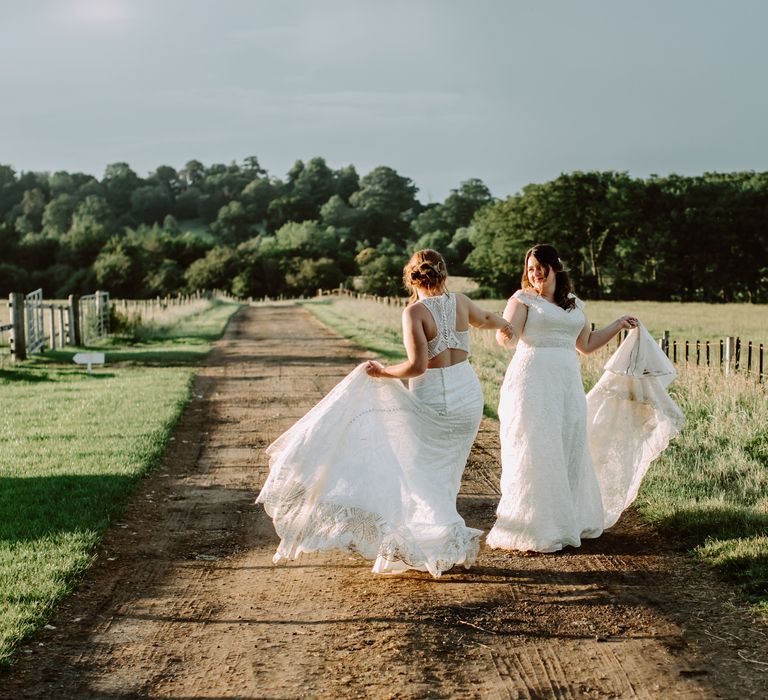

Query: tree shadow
left=0, top=474, right=138, bottom=544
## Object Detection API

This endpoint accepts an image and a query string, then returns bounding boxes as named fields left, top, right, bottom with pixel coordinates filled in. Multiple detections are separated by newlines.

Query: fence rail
left=2, top=290, right=217, bottom=363
left=315, top=287, right=767, bottom=383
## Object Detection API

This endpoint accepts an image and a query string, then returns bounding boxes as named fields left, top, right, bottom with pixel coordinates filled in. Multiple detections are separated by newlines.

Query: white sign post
left=73, top=352, right=105, bottom=374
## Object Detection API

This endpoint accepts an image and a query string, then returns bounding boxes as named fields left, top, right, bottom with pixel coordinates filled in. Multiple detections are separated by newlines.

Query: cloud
left=58, top=0, right=134, bottom=25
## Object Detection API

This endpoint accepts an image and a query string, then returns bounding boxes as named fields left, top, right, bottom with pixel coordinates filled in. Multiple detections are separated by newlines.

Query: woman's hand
left=496, top=323, right=516, bottom=347
left=365, top=360, right=385, bottom=378
left=617, top=315, right=639, bottom=330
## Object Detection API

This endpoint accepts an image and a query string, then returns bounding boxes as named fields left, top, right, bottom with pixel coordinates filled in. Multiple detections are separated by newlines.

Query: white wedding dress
left=486, top=290, right=684, bottom=553
left=257, top=293, right=485, bottom=577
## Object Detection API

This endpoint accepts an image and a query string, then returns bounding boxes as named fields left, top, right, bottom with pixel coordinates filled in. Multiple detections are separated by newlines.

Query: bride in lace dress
left=487, top=244, right=684, bottom=553
left=257, top=249, right=512, bottom=577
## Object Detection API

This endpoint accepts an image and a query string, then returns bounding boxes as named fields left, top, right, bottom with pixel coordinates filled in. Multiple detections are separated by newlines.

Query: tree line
left=0, top=158, right=765, bottom=302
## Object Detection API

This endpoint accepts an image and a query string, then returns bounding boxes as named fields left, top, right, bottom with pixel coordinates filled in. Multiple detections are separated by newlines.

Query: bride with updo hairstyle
left=258, top=248, right=513, bottom=578
left=402, top=249, right=447, bottom=302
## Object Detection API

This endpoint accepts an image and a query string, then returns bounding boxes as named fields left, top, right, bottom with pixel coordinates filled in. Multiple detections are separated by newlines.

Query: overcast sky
left=1, top=0, right=766, bottom=201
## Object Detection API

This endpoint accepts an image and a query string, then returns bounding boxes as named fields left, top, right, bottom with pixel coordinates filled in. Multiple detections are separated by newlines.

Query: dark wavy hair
left=521, top=244, right=575, bottom=311
left=403, top=249, right=448, bottom=304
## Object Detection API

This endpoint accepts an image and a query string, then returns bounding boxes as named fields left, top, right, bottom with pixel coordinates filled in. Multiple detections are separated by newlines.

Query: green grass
left=0, top=299, right=241, bottom=665
left=303, top=295, right=768, bottom=610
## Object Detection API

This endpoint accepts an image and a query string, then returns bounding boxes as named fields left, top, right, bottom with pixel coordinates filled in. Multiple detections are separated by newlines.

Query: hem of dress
left=262, top=489, right=482, bottom=579
left=485, top=527, right=603, bottom=554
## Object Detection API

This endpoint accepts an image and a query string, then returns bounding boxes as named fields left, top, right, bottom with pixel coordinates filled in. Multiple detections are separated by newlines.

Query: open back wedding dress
left=257, top=293, right=485, bottom=577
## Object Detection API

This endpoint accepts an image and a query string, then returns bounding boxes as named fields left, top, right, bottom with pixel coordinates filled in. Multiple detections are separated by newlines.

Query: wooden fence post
left=724, top=336, right=736, bottom=377
left=9, top=292, right=26, bottom=362
left=48, top=304, right=56, bottom=350
left=57, top=305, right=66, bottom=347
left=68, top=294, right=81, bottom=345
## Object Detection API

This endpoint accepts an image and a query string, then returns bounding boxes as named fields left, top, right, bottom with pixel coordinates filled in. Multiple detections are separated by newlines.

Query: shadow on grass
left=0, top=367, right=55, bottom=383
left=0, top=474, right=140, bottom=544
left=103, top=348, right=212, bottom=366
left=652, top=504, right=768, bottom=547
left=0, top=337, right=216, bottom=374
left=651, top=504, right=768, bottom=600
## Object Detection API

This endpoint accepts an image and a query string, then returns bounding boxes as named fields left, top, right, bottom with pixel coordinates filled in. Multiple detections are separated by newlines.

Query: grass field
left=302, top=295, right=768, bottom=612
left=0, top=299, right=241, bottom=665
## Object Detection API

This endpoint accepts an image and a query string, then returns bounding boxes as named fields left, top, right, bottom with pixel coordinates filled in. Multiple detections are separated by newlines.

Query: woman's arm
left=462, top=294, right=513, bottom=331
left=495, top=297, right=528, bottom=347
left=365, top=305, right=429, bottom=379
left=575, top=315, right=638, bottom=355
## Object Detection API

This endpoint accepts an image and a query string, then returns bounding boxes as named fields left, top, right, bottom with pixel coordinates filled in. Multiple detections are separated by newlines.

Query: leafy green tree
left=241, top=178, right=276, bottom=225
left=179, top=159, right=205, bottom=188
left=409, top=229, right=452, bottom=257
left=60, top=266, right=98, bottom=296
left=62, top=195, right=114, bottom=267
left=465, top=193, right=536, bottom=295
left=93, top=237, right=144, bottom=297
left=16, top=232, right=60, bottom=271
left=334, top=165, right=359, bottom=201
left=242, top=155, right=267, bottom=178
left=144, top=259, right=185, bottom=297
left=349, top=166, right=419, bottom=245
left=174, top=186, right=202, bottom=220
left=290, top=157, right=336, bottom=215
left=18, top=188, right=47, bottom=232
left=162, top=214, right=181, bottom=234
left=42, top=194, right=76, bottom=237
left=233, top=238, right=287, bottom=298
left=0, top=263, right=27, bottom=295
left=0, top=165, right=21, bottom=220
left=319, top=194, right=363, bottom=258
left=284, top=257, right=345, bottom=297
left=447, top=227, right=475, bottom=274
left=538, top=172, right=635, bottom=297
left=266, top=194, right=316, bottom=231
left=103, top=162, right=141, bottom=216
left=356, top=238, right=408, bottom=296
left=442, top=178, right=494, bottom=228
left=130, top=185, right=173, bottom=224
left=49, top=171, right=101, bottom=198
left=184, top=246, right=237, bottom=292
left=411, top=179, right=493, bottom=242
left=274, top=220, right=337, bottom=258
left=210, top=200, right=254, bottom=245
left=149, top=165, right=181, bottom=195
left=0, top=222, right=19, bottom=260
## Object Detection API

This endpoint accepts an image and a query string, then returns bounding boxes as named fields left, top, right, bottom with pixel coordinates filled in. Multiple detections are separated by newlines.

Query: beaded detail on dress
left=419, top=293, right=470, bottom=359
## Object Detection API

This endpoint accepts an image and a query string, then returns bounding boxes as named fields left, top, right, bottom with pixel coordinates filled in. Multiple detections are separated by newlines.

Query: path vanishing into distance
left=1, top=304, right=767, bottom=699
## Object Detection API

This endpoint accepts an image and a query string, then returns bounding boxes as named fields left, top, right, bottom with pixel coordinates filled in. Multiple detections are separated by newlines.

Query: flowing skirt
left=256, top=361, right=484, bottom=577
left=487, top=325, right=684, bottom=553
left=486, top=346, right=605, bottom=553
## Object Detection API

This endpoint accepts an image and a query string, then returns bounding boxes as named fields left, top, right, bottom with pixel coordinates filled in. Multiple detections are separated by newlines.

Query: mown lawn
left=0, top=300, right=241, bottom=664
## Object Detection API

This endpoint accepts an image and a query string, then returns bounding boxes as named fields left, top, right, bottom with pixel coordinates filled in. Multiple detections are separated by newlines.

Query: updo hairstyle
left=403, top=249, right=448, bottom=304
left=521, top=243, right=575, bottom=311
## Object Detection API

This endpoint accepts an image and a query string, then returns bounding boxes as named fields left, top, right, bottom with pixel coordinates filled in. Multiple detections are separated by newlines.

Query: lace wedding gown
left=257, top=293, right=484, bottom=577
left=486, top=290, right=684, bottom=553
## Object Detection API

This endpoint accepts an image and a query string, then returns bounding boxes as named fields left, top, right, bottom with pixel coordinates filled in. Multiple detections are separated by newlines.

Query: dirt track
left=2, top=303, right=767, bottom=699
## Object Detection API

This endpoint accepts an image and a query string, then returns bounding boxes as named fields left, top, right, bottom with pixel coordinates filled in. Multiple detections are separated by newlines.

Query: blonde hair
left=403, top=249, right=448, bottom=303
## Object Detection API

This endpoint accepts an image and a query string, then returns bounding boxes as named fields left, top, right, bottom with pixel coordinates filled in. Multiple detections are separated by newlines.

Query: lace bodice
left=419, top=293, right=470, bottom=359
left=513, top=290, right=585, bottom=349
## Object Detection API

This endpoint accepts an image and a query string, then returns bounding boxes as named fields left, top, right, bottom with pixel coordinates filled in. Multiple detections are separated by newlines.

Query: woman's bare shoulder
left=510, top=289, right=536, bottom=306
